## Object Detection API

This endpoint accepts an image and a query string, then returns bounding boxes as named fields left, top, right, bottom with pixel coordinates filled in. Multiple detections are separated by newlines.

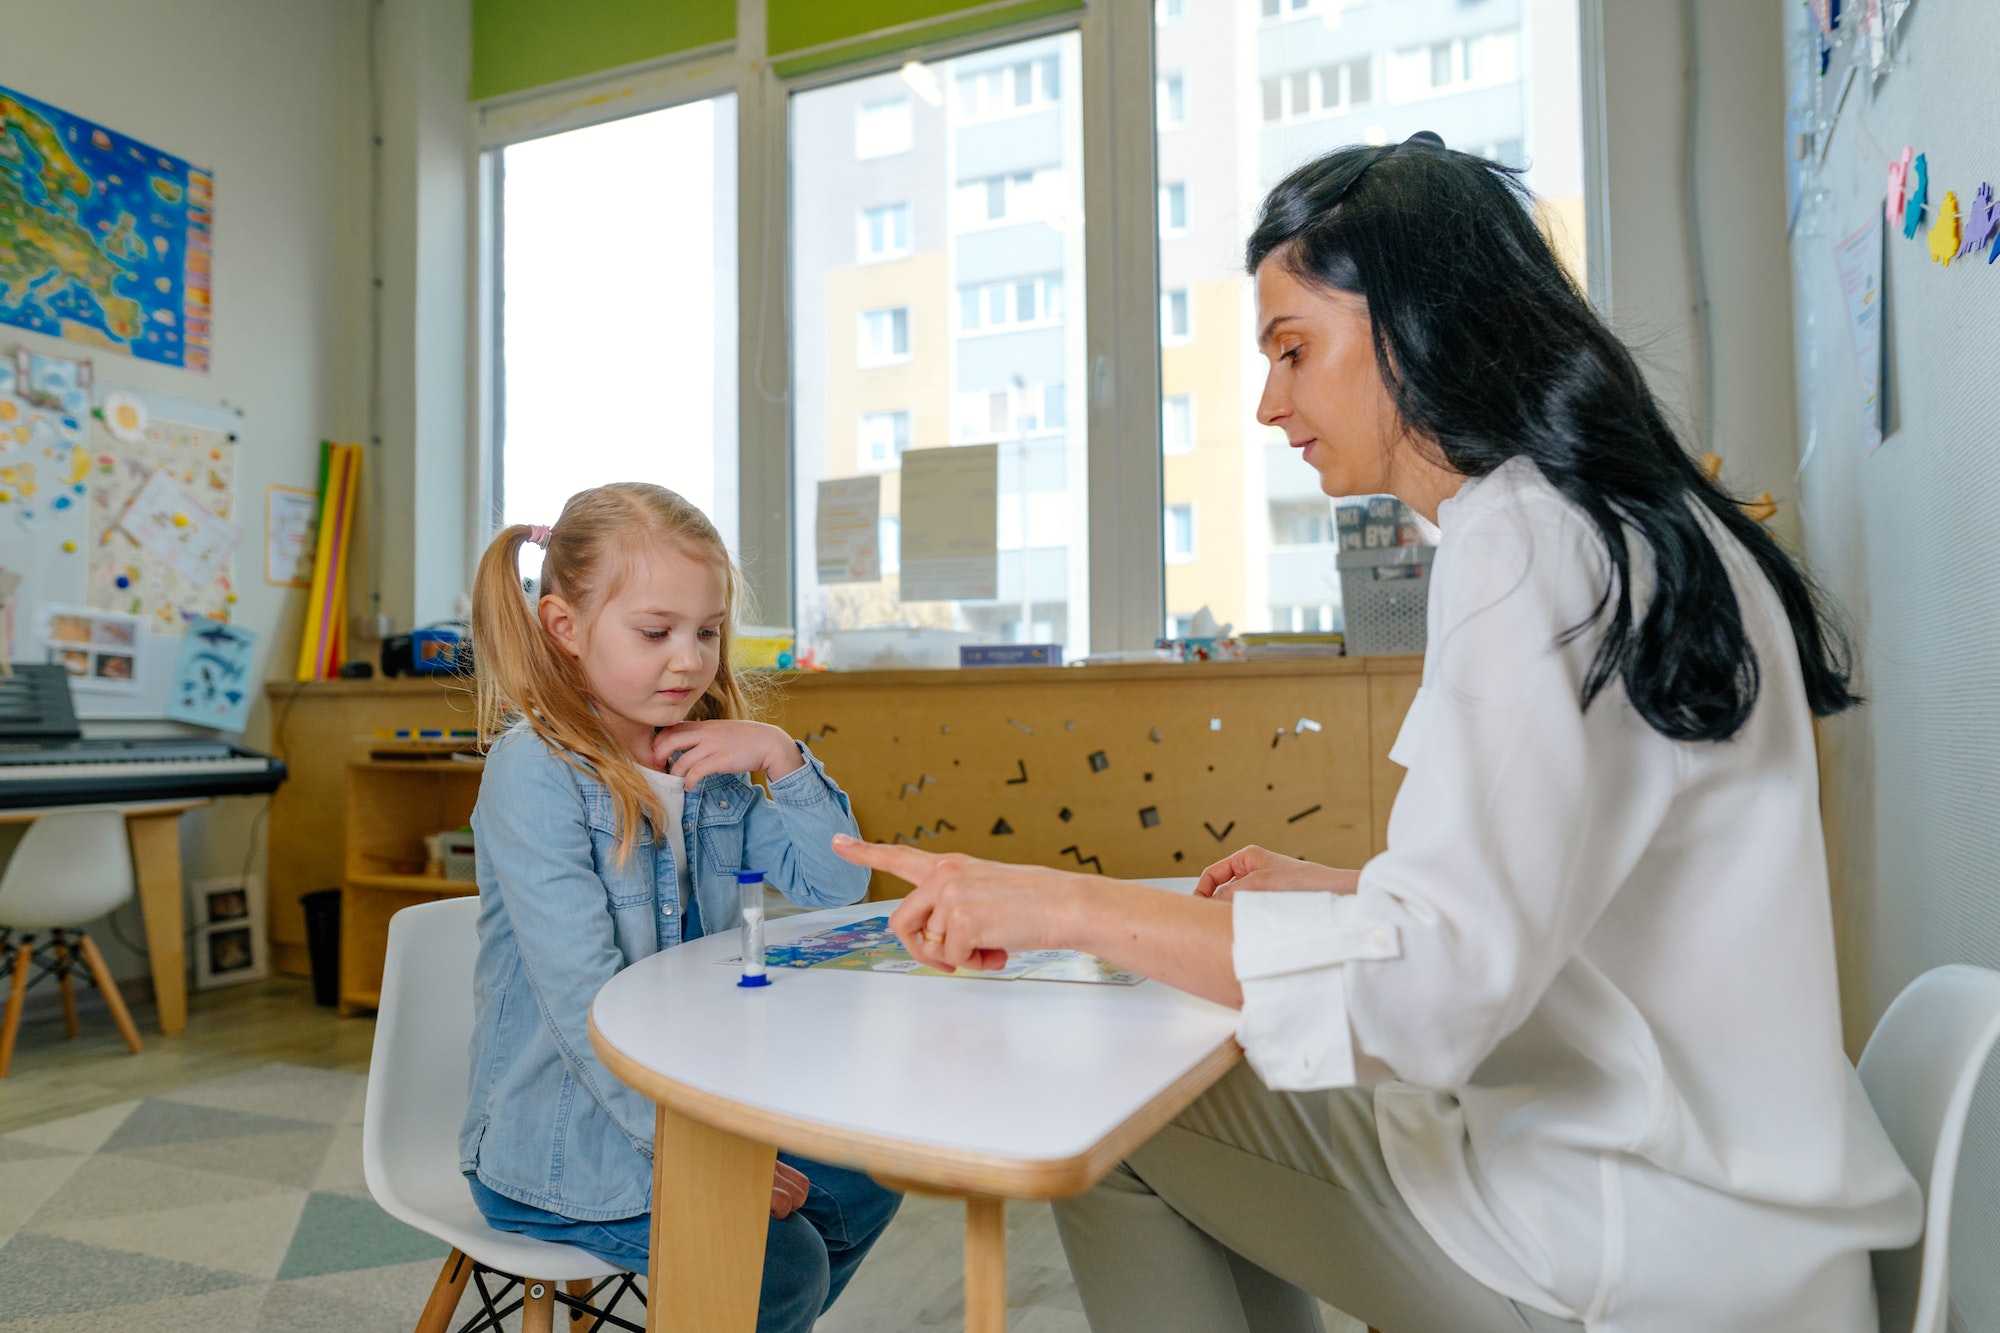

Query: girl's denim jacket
left=459, top=724, right=868, bottom=1220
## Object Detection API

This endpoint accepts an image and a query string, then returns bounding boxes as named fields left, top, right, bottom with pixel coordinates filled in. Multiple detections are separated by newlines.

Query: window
left=1154, top=1, right=1583, bottom=641
left=1157, top=0, right=1187, bottom=22
left=495, top=96, right=738, bottom=551
left=1162, top=394, right=1195, bottom=455
left=1158, top=72, right=1186, bottom=127
left=855, top=98, right=913, bottom=158
left=858, top=410, right=911, bottom=471
left=858, top=203, right=911, bottom=260
left=792, top=32, right=1088, bottom=657
left=858, top=306, right=910, bottom=365
left=1165, top=504, right=1196, bottom=563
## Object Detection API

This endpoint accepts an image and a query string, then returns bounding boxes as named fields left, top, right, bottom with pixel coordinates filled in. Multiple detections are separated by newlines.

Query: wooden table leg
left=649, top=1101, right=776, bottom=1333
left=124, top=811, right=187, bottom=1036
left=964, top=1195, right=1006, bottom=1333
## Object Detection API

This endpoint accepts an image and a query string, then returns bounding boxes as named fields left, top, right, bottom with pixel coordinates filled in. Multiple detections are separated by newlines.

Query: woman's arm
left=831, top=837, right=1245, bottom=1007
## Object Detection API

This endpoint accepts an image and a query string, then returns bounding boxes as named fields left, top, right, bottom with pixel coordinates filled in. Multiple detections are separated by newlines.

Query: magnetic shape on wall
left=1005, top=759, right=1029, bottom=784
left=1295, top=717, right=1322, bottom=734
left=1065, top=721, right=1076, bottom=731
left=898, top=774, right=939, bottom=799
left=1287, top=804, right=1323, bottom=824
left=991, top=817, right=1015, bottom=836
left=60, top=539, right=75, bottom=553
left=1138, top=806, right=1160, bottom=828
left=115, top=575, right=130, bottom=589
left=940, top=725, right=951, bottom=735
left=1929, top=189, right=1962, bottom=265
left=1008, top=717, right=1035, bottom=734
left=1172, top=851, right=1184, bottom=863
left=1208, top=718, right=1222, bottom=730
left=1204, top=820, right=1235, bottom=842
left=1087, top=750, right=1109, bottom=772
left=1903, top=153, right=1928, bottom=240
left=1149, top=727, right=1165, bottom=743
left=1058, top=845, right=1105, bottom=874
left=1058, top=806, right=1073, bottom=822
left=891, top=819, right=958, bottom=846
left=1143, top=772, right=1153, bottom=782
left=804, top=724, right=839, bottom=743
left=1957, top=182, right=1999, bottom=259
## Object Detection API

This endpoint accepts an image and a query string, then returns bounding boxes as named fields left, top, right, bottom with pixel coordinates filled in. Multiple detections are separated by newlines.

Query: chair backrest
left=0, top=809, right=136, bottom=930
left=1858, top=964, right=2000, bottom=1333
left=362, top=896, right=482, bottom=1226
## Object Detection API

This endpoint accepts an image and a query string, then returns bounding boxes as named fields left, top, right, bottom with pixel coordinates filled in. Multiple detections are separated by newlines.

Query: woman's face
left=1253, top=259, right=1406, bottom=501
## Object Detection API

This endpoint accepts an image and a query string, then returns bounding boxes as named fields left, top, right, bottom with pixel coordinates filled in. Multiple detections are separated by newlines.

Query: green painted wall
left=471, top=0, right=734, bottom=101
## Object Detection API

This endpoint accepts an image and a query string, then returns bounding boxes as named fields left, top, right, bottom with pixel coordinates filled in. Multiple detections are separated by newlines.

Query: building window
left=1157, top=0, right=1186, bottom=22
left=1163, top=394, right=1195, bottom=455
left=1270, top=498, right=1335, bottom=545
left=1165, top=503, right=1197, bottom=563
left=855, top=98, right=914, bottom=159
left=857, top=202, right=911, bottom=261
left=957, top=170, right=1045, bottom=227
left=858, top=410, right=911, bottom=471
left=1160, top=182, right=1188, bottom=236
left=1161, top=288, right=1190, bottom=343
left=1389, top=30, right=1519, bottom=102
left=958, top=275, right=1063, bottom=332
left=858, top=306, right=910, bottom=365
left=954, top=56, right=1060, bottom=121
left=1316, top=57, right=1370, bottom=112
left=1261, top=77, right=1282, bottom=122
left=1158, top=72, right=1187, bottom=127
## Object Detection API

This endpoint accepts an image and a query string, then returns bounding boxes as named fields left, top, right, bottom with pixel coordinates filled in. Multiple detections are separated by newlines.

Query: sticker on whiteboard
left=100, top=390, right=149, bottom=444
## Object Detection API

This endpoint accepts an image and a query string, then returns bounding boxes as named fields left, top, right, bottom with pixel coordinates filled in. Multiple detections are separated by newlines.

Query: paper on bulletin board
left=816, top=475, right=881, bottom=584
left=86, top=410, right=238, bottom=628
left=166, top=619, right=256, bottom=732
left=265, top=484, right=317, bottom=587
left=899, top=444, right=997, bottom=602
left=0, top=352, right=94, bottom=539
left=34, top=602, right=146, bottom=694
left=1833, top=213, right=1886, bottom=453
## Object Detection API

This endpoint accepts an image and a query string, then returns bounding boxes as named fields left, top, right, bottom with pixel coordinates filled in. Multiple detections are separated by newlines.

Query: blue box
left=410, top=627, right=462, bottom=674
left=960, top=644, right=1063, bottom=668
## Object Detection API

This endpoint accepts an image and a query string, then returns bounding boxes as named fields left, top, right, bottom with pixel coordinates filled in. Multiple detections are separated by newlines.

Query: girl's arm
left=745, top=740, right=871, bottom=908
left=476, top=736, right=659, bottom=1154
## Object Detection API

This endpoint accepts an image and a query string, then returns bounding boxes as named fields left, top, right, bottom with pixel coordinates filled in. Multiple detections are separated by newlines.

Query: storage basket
left=1337, top=545, right=1435, bottom=655
left=440, top=831, right=477, bottom=883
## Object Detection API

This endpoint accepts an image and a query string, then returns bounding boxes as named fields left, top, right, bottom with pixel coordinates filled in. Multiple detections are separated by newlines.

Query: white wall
left=0, top=0, right=372, bottom=981
left=1597, top=0, right=1802, bottom=551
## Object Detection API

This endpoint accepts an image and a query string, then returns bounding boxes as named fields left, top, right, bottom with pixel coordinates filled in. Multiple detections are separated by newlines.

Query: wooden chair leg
left=52, top=930, right=80, bottom=1040
left=0, top=938, right=31, bottom=1078
left=521, top=1278, right=555, bottom=1333
left=565, top=1278, right=595, bottom=1323
left=413, top=1249, right=470, bottom=1333
left=74, top=933, right=143, bottom=1055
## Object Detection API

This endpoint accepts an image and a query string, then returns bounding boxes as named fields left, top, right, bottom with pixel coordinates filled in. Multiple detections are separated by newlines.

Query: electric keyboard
left=0, top=665, right=287, bottom=809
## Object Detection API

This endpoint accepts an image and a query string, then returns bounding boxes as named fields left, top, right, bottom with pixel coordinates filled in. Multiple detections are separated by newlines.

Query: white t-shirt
left=641, top=767, right=694, bottom=914
left=1230, top=458, right=1919, bottom=1331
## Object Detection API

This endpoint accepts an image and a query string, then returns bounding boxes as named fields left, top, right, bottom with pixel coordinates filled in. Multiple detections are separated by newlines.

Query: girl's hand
left=771, top=1161, right=810, bottom=1219
left=831, top=834, right=1088, bottom=973
left=652, top=720, right=805, bottom=786
left=1194, top=846, right=1360, bottom=901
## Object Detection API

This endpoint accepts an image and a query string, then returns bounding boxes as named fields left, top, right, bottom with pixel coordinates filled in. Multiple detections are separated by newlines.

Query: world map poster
left=0, top=84, right=213, bottom=372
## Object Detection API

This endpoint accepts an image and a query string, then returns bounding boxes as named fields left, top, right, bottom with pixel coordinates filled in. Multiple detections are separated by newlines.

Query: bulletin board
left=0, top=350, right=240, bottom=719
left=1784, top=0, right=2000, bottom=1322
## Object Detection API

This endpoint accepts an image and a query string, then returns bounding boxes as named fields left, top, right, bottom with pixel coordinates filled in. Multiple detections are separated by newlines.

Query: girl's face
left=541, top=544, right=726, bottom=760
left=1252, top=259, right=1463, bottom=521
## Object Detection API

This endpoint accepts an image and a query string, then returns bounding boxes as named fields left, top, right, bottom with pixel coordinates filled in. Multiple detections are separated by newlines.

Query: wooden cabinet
left=337, top=758, right=482, bottom=1013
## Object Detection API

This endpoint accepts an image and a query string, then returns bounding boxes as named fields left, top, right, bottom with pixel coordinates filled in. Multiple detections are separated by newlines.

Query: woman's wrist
left=1057, top=873, right=1124, bottom=955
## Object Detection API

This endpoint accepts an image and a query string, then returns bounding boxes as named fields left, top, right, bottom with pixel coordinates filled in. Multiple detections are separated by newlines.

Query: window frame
left=473, top=0, right=1601, bottom=656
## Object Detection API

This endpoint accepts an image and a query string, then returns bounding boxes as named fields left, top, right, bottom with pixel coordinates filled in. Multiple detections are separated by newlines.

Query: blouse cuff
left=1232, top=891, right=1400, bottom=1091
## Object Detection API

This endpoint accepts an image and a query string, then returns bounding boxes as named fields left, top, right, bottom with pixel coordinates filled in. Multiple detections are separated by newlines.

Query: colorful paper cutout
left=1902, top=153, right=1928, bottom=240
left=1959, top=183, right=2000, bottom=261
left=1929, top=190, right=1962, bottom=265
left=1886, top=147, right=1912, bottom=227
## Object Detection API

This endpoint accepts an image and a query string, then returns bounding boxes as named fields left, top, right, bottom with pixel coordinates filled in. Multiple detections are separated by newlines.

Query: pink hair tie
left=527, top=524, right=553, bottom=548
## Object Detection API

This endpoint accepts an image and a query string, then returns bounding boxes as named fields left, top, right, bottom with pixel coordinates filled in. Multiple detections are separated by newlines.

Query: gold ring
left=921, top=929, right=944, bottom=944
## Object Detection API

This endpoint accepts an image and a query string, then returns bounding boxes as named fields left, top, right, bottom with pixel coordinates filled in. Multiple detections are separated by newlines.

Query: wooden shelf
left=348, top=758, right=485, bottom=774
left=347, top=871, right=478, bottom=894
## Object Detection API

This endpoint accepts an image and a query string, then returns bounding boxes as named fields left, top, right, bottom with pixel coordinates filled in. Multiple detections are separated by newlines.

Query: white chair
left=363, top=896, right=642, bottom=1333
left=1859, top=964, right=2000, bottom=1333
left=0, top=809, right=145, bottom=1077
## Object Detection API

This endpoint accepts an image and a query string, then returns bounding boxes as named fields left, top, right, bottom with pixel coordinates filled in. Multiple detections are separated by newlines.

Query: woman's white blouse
left=1231, top=459, right=1920, bottom=1331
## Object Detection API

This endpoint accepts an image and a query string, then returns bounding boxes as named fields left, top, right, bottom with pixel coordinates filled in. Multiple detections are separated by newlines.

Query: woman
left=832, top=136, right=1920, bottom=1332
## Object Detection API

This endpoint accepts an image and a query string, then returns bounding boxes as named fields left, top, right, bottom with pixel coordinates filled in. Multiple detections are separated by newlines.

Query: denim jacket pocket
left=582, top=784, right=653, bottom=909
left=695, top=776, right=752, bottom=876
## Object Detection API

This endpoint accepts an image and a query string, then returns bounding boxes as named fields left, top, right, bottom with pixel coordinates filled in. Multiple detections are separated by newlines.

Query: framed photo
left=191, top=874, right=267, bottom=989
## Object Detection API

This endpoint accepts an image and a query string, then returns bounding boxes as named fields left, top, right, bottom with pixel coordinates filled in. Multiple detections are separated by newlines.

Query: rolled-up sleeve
left=1232, top=494, right=1684, bottom=1092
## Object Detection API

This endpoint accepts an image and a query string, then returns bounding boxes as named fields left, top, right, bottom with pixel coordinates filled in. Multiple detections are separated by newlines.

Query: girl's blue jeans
left=468, top=1156, right=900, bottom=1333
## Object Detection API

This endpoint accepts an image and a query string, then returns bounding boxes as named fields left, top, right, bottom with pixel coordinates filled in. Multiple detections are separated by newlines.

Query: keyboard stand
left=0, top=798, right=209, bottom=1036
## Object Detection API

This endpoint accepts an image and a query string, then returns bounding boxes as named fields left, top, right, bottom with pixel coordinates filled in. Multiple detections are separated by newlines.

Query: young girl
left=460, top=482, right=899, bottom=1331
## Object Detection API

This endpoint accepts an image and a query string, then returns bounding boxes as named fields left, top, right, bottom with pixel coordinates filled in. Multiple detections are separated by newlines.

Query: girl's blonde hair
left=472, top=482, right=757, bottom=863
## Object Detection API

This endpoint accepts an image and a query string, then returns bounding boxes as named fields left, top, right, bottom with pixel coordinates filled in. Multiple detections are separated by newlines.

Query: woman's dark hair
left=1247, top=138, right=1855, bottom=742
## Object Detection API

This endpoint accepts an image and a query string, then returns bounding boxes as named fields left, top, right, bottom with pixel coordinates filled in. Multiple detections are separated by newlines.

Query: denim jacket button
left=720, top=799, right=730, bottom=809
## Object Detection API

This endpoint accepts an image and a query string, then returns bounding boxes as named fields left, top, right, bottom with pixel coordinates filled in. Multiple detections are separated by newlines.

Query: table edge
left=588, top=1012, right=1242, bottom=1200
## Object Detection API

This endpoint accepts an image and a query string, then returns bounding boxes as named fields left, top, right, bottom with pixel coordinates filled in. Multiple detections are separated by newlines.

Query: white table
left=589, top=885, right=1241, bottom=1333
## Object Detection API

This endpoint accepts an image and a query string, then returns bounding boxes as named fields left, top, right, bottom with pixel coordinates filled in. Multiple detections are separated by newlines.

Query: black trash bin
left=301, top=888, right=341, bottom=1008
